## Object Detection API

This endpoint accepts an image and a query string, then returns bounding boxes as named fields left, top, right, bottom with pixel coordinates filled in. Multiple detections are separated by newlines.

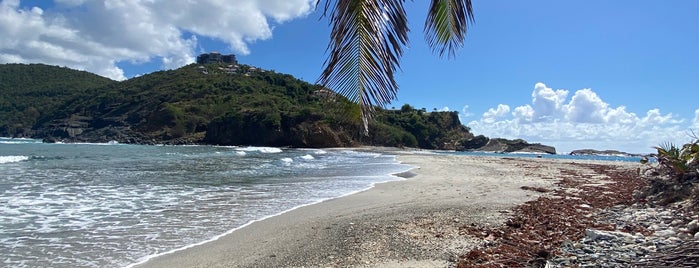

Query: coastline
left=133, top=151, right=640, bottom=267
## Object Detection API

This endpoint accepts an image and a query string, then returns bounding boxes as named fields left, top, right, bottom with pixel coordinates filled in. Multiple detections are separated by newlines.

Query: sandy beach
left=134, top=152, right=639, bottom=268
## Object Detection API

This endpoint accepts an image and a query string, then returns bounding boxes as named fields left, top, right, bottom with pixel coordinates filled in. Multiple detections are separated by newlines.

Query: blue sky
left=2, top=0, right=698, bottom=153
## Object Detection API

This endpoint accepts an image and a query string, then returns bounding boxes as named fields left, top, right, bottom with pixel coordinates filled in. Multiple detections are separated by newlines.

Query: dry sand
left=133, top=151, right=638, bottom=268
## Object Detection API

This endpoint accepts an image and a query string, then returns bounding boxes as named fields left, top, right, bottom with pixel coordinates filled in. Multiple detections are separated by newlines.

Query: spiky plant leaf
left=424, top=0, right=474, bottom=57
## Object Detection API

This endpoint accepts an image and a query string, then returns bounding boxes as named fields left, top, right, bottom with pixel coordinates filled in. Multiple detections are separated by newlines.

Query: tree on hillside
left=317, top=0, right=474, bottom=133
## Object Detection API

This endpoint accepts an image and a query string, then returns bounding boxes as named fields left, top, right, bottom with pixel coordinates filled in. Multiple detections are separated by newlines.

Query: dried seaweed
left=456, top=163, right=647, bottom=267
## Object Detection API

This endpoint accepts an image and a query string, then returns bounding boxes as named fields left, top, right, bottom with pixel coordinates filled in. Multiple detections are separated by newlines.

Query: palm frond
left=318, top=0, right=409, bottom=134
left=424, top=0, right=474, bottom=57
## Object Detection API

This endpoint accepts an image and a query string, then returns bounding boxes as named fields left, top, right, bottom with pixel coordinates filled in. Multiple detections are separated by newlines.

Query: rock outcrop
left=203, top=111, right=354, bottom=148
left=470, top=138, right=556, bottom=154
left=570, top=149, right=644, bottom=157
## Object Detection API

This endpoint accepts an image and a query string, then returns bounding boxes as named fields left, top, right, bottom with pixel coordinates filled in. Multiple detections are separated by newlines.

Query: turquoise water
left=0, top=138, right=411, bottom=267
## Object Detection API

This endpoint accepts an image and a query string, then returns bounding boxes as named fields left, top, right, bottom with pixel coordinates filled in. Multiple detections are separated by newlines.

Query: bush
left=639, top=137, right=699, bottom=205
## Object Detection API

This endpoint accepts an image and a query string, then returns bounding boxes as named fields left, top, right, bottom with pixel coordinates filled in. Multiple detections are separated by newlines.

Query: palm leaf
left=318, top=0, right=409, bottom=134
left=317, top=0, right=473, bottom=134
left=424, top=0, right=474, bottom=57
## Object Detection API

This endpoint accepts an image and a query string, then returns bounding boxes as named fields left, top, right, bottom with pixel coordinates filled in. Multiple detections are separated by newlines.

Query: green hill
left=0, top=63, right=115, bottom=136
left=2, top=62, right=527, bottom=151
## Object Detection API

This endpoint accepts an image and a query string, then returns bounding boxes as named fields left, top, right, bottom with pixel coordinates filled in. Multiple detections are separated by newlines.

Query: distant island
left=0, top=61, right=555, bottom=154
left=569, top=149, right=646, bottom=157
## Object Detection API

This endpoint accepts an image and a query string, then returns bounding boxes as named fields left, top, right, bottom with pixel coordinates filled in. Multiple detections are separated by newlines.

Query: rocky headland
left=1, top=63, right=555, bottom=153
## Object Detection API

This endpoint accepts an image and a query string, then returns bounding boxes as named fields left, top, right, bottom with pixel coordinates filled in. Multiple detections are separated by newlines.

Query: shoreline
left=126, top=152, right=413, bottom=268
left=133, top=152, right=640, bottom=267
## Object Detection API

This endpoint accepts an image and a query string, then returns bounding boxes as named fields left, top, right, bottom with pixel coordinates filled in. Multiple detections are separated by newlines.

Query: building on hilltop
left=196, top=52, right=237, bottom=65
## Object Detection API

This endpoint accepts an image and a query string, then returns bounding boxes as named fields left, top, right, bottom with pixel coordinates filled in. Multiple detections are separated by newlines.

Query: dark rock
left=204, top=110, right=355, bottom=148
left=42, top=136, right=58, bottom=143
left=288, top=122, right=354, bottom=148
left=472, top=138, right=556, bottom=154
left=461, top=135, right=489, bottom=150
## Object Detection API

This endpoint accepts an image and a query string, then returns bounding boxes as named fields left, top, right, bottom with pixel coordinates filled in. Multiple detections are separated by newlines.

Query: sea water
left=0, top=138, right=411, bottom=268
left=450, top=150, right=647, bottom=162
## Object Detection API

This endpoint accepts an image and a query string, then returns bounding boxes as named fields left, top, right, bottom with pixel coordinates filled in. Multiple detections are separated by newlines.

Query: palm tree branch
left=318, top=0, right=409, bottom=133
left=424, top=0, right=474, bottom=57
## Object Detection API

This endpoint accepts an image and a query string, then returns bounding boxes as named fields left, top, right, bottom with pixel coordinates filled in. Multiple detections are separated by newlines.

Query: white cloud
left=468, top=83, right=693, bottom=154
left=562, top=88, right=607, bottom=123
left=0, top=0, right=315, bottom=80
left=458, top=105, right=475, bottom=126
left=482, top=104, right=510, bottom=124
left=513, top=105, right=534, bottom=122
left=531, top=82, right=568, bottom=121
left=460, top=105, right=474, bottom=117
left=693, top=109, right=699, bottom=129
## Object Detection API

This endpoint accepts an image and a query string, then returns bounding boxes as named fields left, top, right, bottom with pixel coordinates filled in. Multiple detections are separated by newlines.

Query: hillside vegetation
left=0, top=64, right=115, bottom=136
left=1, top=63, right=487, bottom=150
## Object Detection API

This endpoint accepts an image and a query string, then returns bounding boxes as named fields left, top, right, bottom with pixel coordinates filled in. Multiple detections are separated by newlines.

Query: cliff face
left=202, top=108, right=471, bottom=150
left=203, top=111, right=355, bottom=148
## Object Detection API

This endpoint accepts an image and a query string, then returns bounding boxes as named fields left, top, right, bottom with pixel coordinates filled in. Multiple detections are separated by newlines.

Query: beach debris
left=520, top=185, right=550, bottom=193
left=456, top=163, right=650, bottom=267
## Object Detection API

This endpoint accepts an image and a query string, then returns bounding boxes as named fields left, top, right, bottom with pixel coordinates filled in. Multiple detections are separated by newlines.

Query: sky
left=2, top=0, right=698, bottom=154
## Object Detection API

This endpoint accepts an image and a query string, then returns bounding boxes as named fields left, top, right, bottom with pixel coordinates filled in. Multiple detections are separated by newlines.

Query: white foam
left=237, top=147, right=283, bottom=153
left=235, top=151, right=247, bottom=156
left=0, top=137, right=41, bottom=144
left=51, top=141, right=125, bottom=146
left=280, top=158, right=293, bottom=166
left=1, top=145, right=412, bottom=267
left=123, top=162, right=414, bottom=268
left=0, top=155, right=29, bottom=164
left=0, top=141, right=31, bottom=144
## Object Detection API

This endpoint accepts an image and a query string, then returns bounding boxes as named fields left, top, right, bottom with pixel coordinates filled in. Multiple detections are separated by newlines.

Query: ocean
left=448, top=150, right=648, bottom=163
left=0, top=138, right=411, bottom=268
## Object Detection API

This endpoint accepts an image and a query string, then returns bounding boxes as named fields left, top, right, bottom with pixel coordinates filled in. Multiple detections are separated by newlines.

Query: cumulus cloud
left=468, top=83, right=694, bottom=153
left=512, top=105, right=534, bottom=122
left=0, top=0, right=315, bottom=80
left=482, top=104, right=510, bottom=124
left=530, top=82, right=568, bottom=121
left=562, top=89, right=608, bottom=123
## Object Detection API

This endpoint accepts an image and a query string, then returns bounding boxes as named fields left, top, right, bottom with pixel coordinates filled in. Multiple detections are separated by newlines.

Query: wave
left=280, top=157, right=294, bottom=166
left=0, top=137, right=42, bottom=144
left=55, top=141, right=124, bottom=146
left=124, top=161, right=413, bottom=268
left=0, top=156, right=29, bottom=164
left=236, top=146, right=283, bottom=154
